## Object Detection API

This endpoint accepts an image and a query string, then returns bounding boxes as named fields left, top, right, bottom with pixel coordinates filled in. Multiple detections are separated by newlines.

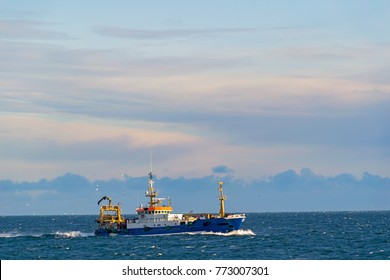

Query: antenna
left=149, top=149, right=153, bottom=173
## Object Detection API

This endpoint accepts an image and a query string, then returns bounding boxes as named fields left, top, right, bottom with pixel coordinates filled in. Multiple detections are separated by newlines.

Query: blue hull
left=95, top=217, right=244, bottom=236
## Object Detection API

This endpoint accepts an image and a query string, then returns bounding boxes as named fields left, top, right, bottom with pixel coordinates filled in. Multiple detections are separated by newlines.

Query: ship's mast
left=218, top=181, right=227, bottom=217
left=146, top=172, right=159, bottom=207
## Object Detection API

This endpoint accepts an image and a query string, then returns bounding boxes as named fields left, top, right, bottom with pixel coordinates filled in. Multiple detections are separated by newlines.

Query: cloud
left=212, top=165, right=234, bottom=174
left=0, top=114, right=207, bottom=181
left=0, top=19, right=74, bottom=40
left=1, top=168, right=389, bottom=215
left=92, top=26, right=257, bottom=40
left=1, top=36, right=388, bottom=126
left=0, top=40, right=255, bottom=120
left=1, top=12, right=389, bottom=183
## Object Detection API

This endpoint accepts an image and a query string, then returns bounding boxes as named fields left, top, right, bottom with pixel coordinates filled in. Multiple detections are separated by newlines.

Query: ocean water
left=0, top=212, right=389, bottom=260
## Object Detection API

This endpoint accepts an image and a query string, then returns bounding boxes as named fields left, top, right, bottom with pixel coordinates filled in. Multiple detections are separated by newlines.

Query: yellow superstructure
left=218, top=181, right=227, bottom=217
left=96, top=196, right=124, bottom=228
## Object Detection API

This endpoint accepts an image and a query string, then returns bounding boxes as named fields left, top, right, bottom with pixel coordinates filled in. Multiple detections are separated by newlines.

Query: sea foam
left=189, top=229, right=256, bottom=236
left=54, top=231, right=92, bottom=238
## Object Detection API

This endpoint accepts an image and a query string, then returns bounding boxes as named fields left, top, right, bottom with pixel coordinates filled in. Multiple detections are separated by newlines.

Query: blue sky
left=0, top=0, right=389, bottom=188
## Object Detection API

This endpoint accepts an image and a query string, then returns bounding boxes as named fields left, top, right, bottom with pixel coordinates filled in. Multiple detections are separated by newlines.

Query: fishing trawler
left=94, top=172, right=245, bottom=236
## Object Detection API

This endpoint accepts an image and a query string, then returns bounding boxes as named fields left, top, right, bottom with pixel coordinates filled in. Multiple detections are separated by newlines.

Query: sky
left=0, top=1, right=389, bottom=213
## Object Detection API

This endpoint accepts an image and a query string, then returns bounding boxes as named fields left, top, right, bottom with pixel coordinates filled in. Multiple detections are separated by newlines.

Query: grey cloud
left=207, top=105, right=390, bottom=149
left=212, top=165, right=234, bottom=174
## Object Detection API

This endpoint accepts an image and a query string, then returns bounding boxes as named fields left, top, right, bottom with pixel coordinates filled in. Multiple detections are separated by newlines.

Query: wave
left=0, top=231, right=94, bottom=239
left=54, top=231, right=93, bottom=238
left=189, top=229, right=256, bottom=236
left=0, top=232, right=29, bottom=238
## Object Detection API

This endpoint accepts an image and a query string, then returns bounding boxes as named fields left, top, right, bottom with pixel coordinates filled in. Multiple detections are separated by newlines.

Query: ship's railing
left=127, top=217, right=171, bottom=223
left=226, top=213, right=246, bottom=219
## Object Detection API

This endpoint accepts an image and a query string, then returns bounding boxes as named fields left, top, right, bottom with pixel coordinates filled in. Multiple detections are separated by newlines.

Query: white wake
left=189, top=229, right=256, bottom=236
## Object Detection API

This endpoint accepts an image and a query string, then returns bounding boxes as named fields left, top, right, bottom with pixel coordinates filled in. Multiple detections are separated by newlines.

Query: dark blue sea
left=1, top=212, right=389, bottom=260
